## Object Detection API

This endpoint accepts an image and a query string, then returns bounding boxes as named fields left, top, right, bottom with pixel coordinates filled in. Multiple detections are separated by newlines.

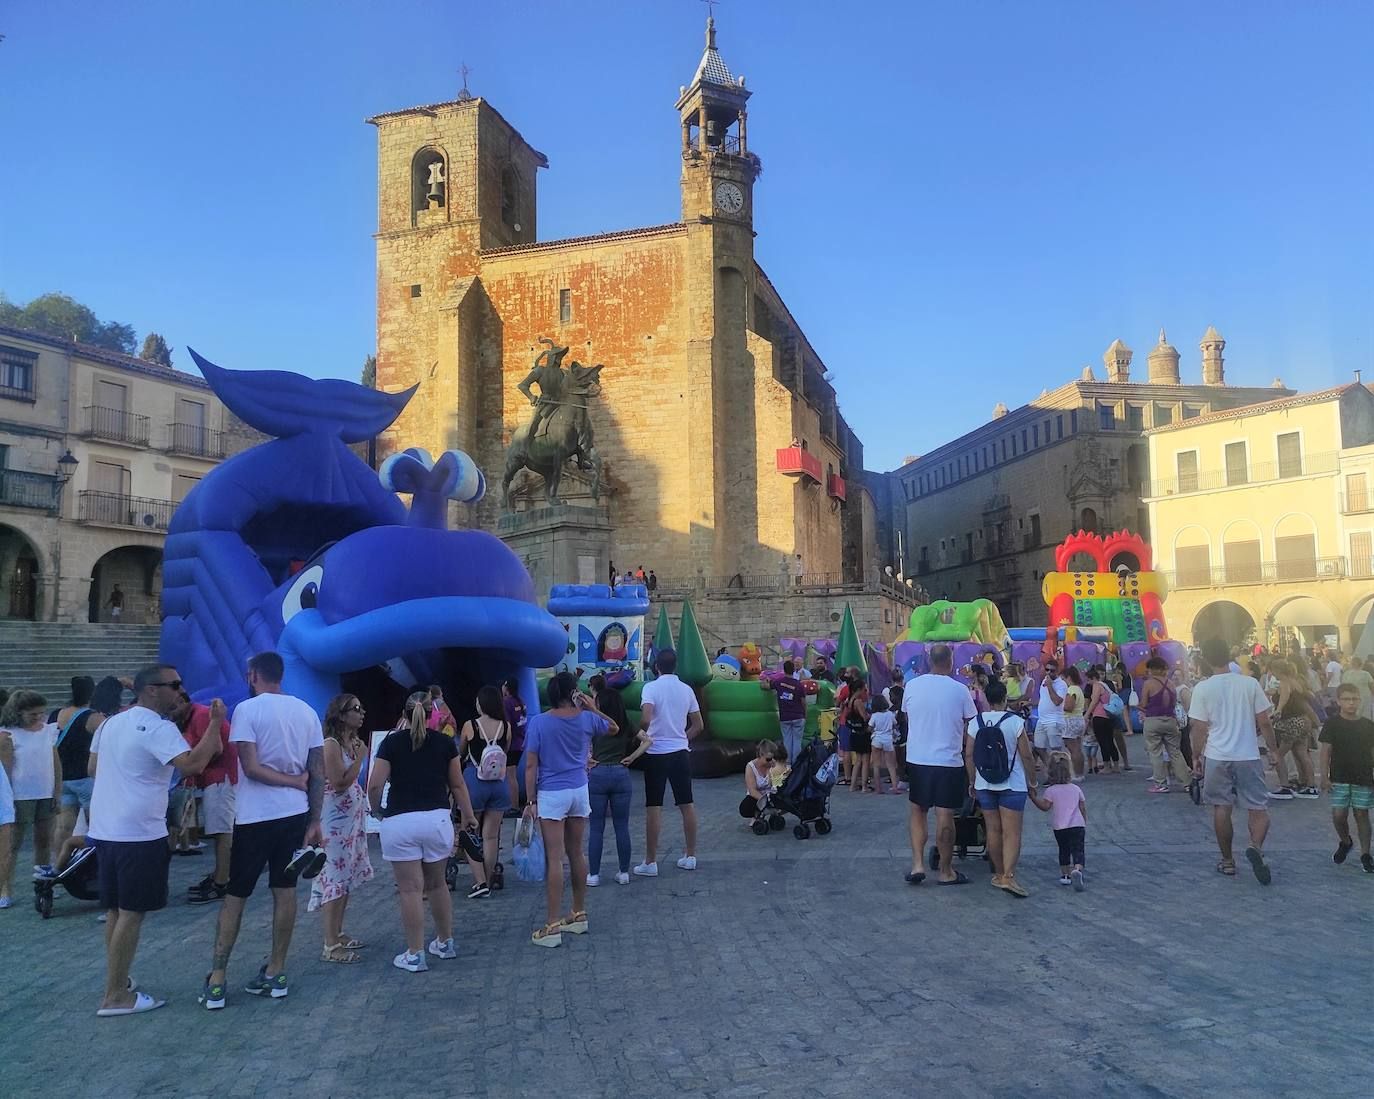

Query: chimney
left=1103, top=339, right=1132, bottom=383
left=1201, top=326, right=1225, bottom=386
left=1147, top=329, right=1181, bottom=385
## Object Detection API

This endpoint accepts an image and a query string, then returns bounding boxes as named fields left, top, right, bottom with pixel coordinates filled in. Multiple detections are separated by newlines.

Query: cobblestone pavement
left=2, top=758, right=1373, bottom=1098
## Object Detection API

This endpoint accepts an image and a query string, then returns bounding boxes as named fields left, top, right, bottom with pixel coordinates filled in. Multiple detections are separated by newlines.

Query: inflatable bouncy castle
left=548, top=584, right=649, bottom=687
left=160, top=352, right=567, bottom=722
left=1044, top=530, right=1169, bottom=645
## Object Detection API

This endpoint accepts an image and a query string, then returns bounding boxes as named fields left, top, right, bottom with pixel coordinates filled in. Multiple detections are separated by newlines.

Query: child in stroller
left=739, top=740, right=786, bottom=835
left=773, top=736, right=838, bottom=840
left=33, top=838, right=99, bottom=918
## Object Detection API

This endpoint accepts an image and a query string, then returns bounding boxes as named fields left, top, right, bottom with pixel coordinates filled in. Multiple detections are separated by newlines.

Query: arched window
left=411, top=148, right=446, bottom=220
left=1080, top=506, right=1098, bottom=533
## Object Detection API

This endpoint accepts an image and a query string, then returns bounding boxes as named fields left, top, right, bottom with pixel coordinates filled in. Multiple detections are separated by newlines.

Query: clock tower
left=676, top=17, right=758, bottom=225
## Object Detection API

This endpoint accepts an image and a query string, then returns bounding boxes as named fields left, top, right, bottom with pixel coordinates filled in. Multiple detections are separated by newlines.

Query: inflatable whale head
left=159, top=352, right=566, bottom=722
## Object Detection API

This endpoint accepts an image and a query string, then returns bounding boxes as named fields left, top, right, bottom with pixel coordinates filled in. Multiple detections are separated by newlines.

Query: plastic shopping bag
left=512, top=813, right=545, bottom=882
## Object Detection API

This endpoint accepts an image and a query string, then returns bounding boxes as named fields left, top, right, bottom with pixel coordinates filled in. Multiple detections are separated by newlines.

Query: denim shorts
left=61, top=777, right=95, bottom=812
left=463, top=766, right=512, bottom=814
left=975, top=788, right=1027, bottom=812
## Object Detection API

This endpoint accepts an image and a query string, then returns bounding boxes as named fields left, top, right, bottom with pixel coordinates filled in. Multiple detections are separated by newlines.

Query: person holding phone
left=523, top=673, right=617, bottom=948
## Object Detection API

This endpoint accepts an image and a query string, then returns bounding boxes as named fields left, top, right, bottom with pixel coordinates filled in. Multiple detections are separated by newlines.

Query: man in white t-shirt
left=1190, top=638, right=1279, bottom=885
left=634, top=649, right=704, bottom=877
left=901, top=644, right=977, bottom=885
left=1034, top=660, right=1068, bottom=760
left=87, top=664, right=225, bottom=1016
left=201, top=651, right=324, bottom=1010
left=1323, top=653, right=1343, bottom=699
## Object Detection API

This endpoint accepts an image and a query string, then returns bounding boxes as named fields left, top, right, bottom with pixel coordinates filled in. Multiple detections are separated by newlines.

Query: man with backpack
left=964, top=680, right=1038, bottom=897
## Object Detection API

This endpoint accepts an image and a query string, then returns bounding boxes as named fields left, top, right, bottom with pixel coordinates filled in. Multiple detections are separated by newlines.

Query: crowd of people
left=0, top=632, right=1370, bottom=1016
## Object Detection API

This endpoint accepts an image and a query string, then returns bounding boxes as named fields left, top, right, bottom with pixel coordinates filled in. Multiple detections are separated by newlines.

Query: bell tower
left=676, top=18, right=758, bottom=224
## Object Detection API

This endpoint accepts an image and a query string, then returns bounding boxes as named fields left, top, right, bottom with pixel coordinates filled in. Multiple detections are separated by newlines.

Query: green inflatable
left=647, top=605, right=675, bottom=679
left=833, top=603, right=867, bottom=676
left=675, top=600, right=712, bottom=688
left=703, top=677, right=836, bottom=742
left=904, top=598, right=1008, bottom=645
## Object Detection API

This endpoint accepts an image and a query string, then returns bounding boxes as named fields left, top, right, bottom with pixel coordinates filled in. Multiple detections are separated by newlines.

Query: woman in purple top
left=522, top=672, right=617, bottom=949
left=502, top=678, right=528, bottom=817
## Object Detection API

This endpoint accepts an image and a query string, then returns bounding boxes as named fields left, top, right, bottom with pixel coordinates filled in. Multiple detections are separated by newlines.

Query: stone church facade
left=369, top=20, right=870, bottom=588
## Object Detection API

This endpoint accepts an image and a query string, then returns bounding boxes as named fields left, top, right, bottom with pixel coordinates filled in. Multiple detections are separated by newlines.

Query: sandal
left=321, top=943, right=361, bottom=964
left=560, top=910, right=589, bottom=935
left=336, top=937, right=365, bottom=950
left=1216, top=859, right=1237, bottom=876
left=531, top=923, right=563, bottom=948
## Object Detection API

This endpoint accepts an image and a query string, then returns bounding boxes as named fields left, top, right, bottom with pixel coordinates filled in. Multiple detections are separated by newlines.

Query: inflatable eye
left=282, top=565, right=324, bottom=624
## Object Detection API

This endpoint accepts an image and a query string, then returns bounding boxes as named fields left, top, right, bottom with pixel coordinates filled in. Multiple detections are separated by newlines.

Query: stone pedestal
left=498, top=503, right=612, bottom=601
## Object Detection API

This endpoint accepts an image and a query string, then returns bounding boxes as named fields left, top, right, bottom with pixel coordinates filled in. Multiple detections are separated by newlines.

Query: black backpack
left=971, top=712, right=1015, bottom=784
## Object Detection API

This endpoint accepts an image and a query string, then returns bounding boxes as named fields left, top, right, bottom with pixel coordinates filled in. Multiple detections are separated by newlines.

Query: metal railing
left=0, top=381, right=36, bottom=403
left=0, top=470, right=61, bottom=510
left=650, top=570, right=922, bottom=606
left=167, top=423, right=225, bottom=459
left=1160, top=556, right=1349, bottom=590
left=1341, top=493, right=1373, bottom=516
left=78, top=490, right=175, bottom=531
left=83, top=405, right=150, bottom=447
left=1144, top=450, right=1339, bottom=498
left=1352, top=557, right=1374, bottom=579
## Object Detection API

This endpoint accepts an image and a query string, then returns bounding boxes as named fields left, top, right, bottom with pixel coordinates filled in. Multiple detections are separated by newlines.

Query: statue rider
left=516, top=338, right=569, bottom=441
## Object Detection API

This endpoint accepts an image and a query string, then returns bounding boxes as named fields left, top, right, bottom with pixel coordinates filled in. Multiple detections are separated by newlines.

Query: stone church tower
left=368, top=20, right=870, bottom=590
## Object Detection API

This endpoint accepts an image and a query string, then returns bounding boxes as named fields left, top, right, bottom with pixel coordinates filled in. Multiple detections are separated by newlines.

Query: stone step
left=0, top=622, right=163, bottom=700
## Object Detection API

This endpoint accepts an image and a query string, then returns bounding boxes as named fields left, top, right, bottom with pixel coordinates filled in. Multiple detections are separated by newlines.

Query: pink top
left=1043, top=783, right=1085, bottom=830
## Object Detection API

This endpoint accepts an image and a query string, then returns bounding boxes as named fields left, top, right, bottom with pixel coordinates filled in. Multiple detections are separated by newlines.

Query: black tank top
left=463, top=718, right=509, bottom=769
left=56, top=709, right=95, bottom=780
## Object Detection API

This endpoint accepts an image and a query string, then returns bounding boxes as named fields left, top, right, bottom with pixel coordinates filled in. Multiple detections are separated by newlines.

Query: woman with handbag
left=1086, top=668, right=1122, bottom=773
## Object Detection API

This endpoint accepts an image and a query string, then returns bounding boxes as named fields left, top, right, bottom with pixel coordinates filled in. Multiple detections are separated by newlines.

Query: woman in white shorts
left=367, top=692, right=477, bottom=974
left=523, top=672, right=616, bottom=948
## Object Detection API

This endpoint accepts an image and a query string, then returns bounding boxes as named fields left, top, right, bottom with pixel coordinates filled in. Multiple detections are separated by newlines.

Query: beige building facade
left=1144, top=382, right=1374, bottom=652
left=878, top=329, right=1289, bottom=628
left=0, top=325, right=250, bottom=623
left=369, top=20, right=871, bottom=590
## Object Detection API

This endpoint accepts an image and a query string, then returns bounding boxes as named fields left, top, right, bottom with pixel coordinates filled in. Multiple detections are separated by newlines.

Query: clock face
left=714, top=181, right=745, bottom=214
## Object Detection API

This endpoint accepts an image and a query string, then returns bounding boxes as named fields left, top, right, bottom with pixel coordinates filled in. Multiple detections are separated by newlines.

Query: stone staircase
left=0, top=622, right=163, bottom=703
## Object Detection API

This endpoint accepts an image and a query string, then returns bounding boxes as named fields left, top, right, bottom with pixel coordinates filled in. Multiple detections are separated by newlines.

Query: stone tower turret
left=1147, top=329, right=1181, bottom=385
left=1103, top=338, right=1132, bottom=383
left=1201, top=325, right=1226, bottom=386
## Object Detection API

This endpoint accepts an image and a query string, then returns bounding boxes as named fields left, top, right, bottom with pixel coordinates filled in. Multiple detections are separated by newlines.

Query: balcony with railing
left=1341, top=493, right=1373, bottom=516
left=78, top=491, right=175, bottom=531
left=167, top=422, right=226, bottom=459
left=83, top=405, right=151, bottom=447
left=1144, top=450, right=1339, bottom=498
left=826, top=473, right=847, bottom=501
left=0, top=470, right=62, bottom=511
left=776, top=446, right=823, bottom=483
left=1161, top=556, right=1349, bottom=590
left=0, top=380, right=36, bottom=403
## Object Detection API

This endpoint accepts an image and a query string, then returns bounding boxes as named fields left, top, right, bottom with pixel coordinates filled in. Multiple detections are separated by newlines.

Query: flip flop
left=1245, top=846, right=1271, bottom=886
left=96, top=991, right=166, bottom=1017
left=903, top=871, right=926, bottom=885
left=938, top=872, right=971, bottom=885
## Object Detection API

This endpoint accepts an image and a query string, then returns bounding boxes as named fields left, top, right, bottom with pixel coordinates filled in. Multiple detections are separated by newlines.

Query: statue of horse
left=502, top=361, right=604, bottom=507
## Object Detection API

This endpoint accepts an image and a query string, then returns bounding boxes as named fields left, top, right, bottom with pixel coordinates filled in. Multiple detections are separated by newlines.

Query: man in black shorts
left=899, top=645, right=977, bottom=885
left=87, top=665, right=226, bottom=1015
left=201, top=652, right=324, bottom=1010
left=634, top=650, right=705, bottom=876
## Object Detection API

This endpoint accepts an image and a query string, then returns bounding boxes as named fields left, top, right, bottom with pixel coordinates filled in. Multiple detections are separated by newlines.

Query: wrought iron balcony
left=1161, top=556, right=1348, bottom=590
left=1144, top=450, right=1338, bottom=498
left=167, top=423, right=225, bottom=459
left=83, top=405, right=151, bottom=447
left=78, top=490, right=174, bottom=531
left=0, top=470, right=61, bottom=510
left=1341, top=493, right=1373, bottom=516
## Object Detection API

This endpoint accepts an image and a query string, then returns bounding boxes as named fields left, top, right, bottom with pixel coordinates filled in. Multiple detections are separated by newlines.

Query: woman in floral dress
left=310, top=693, right=374, bottom=962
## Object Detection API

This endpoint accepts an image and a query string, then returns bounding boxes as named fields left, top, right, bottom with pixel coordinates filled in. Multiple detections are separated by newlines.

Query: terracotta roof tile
left=480, top=222, right=686, bottom=257
left=0, top=323, right=210, bottom=390
left=1145, top=383, right=1355, bottom=434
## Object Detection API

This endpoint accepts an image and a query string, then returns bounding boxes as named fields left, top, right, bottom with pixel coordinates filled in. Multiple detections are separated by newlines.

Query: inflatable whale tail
left=189, top=348, right=417, bottom=443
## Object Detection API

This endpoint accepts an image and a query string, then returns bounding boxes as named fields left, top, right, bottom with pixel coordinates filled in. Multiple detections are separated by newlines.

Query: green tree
left=0, top=292, right=137, bottom=353
left=138, top=331, right=174, bottom=367
left=361, top=354, right=377, bottom=388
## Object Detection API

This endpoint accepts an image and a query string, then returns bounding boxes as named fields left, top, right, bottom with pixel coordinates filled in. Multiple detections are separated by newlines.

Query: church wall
left=477, top=230, right=692, bottom=576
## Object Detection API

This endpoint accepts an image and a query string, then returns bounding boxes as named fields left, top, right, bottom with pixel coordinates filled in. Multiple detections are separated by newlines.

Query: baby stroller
left=33, top=842, right=99, bottom=918
left=773, top=737, right=837, bottom=840
left=929, top=797, right=988, bottom=870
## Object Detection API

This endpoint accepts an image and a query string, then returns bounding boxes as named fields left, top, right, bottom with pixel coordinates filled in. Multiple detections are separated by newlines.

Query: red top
left=183, top=703, right=237, bottom=787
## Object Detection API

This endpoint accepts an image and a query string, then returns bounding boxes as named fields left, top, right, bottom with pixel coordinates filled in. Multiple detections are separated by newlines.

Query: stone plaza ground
left=2, top=761, right=1372, bottom=1098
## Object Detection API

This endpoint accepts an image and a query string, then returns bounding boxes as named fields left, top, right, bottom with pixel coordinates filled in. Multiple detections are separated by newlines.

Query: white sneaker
left=393, top=950, right=429, bottom=973
left=615, top=871, right=630, bottom=885
left=632, top=862, right=658, bottom=877
left=585, top=874, right=600, bottom=887
left=427, top=937, right=457, bottom=960
left=677, top=855, right=697, bottom=871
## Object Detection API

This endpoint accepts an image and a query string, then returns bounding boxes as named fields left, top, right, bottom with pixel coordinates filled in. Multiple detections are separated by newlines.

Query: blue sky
left=2, top=1, right=1370, bottom=470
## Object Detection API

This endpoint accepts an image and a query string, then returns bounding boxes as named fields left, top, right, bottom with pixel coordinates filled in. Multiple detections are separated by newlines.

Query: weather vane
left=701, top=0, right=720, bottom=18
left=457, top=62, right=473, bottom=102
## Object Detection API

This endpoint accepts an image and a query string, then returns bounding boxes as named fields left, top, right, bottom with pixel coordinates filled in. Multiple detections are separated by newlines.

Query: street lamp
left=56, top=449, right=79, bottom=482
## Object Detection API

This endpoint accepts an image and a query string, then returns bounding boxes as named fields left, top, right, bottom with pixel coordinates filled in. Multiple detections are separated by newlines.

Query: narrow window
left=559, top=289, right=572, bottom=325
left=1225, top=441, right=1248, bottom=486
left=1276, top=432, right=1302, bottom=478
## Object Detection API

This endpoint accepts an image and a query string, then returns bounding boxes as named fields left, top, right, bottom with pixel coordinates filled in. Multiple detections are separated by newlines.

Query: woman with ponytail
left=367, top=691, right=478, bottom=973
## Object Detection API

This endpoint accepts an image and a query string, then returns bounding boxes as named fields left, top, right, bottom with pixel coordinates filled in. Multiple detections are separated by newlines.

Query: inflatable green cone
left=675, top=599, right=713, bottom=688
left=833, top=603, right=868, bottom=678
